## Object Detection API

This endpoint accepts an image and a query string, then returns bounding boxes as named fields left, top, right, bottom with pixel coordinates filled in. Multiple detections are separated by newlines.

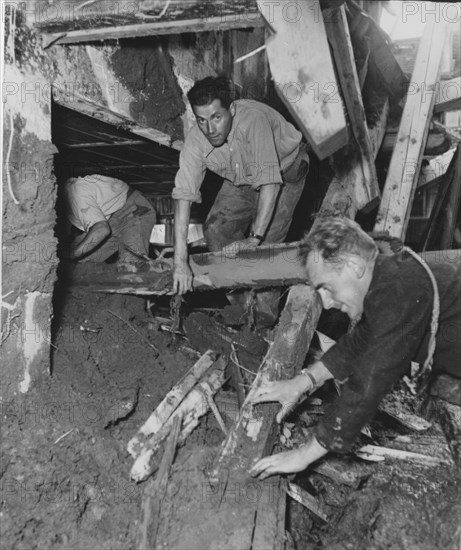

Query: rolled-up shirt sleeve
left=316, top=262, right=433, bottom=452
left=172, top=129, right=206, bottom=203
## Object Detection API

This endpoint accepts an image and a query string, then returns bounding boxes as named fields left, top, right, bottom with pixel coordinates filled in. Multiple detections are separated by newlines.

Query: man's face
left=305, top=251, right=369, bottom=321
left=193, top=99, right=235, bottom=148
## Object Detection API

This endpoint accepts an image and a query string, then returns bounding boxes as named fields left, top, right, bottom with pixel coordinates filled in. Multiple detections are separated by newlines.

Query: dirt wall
left=2, top=4, right=58, bottom=399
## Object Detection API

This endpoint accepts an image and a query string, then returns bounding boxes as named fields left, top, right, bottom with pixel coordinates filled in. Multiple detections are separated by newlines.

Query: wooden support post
left=324, top=4, right=380, bottom=210
left=257, top=0, right=348, bottom=159
left=374, top=18, right=448, bottom=239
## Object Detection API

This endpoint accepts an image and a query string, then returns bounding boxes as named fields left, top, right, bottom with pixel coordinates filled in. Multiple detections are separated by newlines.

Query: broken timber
left=374, top=18, right=449, bottom=239
left=324, top=4, right=380, bottom=210
left=130, top=357, right=227, bottom=482
left=127, top=350, right=217, bottom=457
left=257, top=0, right=348, bottom=160
left=72, top=242, right=309, bottom=295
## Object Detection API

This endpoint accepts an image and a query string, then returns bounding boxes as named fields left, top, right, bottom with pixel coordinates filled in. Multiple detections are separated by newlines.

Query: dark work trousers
left=203, top=142, right=309, bottom=328
left=79, top=190, right=156, bottom=264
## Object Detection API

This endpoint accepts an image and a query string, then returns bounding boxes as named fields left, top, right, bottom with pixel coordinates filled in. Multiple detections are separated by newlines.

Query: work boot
left=429, top=374, right=461, bottom=406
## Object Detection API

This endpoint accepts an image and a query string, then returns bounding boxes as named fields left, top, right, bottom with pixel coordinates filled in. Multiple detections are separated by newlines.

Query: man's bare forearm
left=71, top=220, right=111, bottom=259
left=174, top=199, right=192, bottom=264
left=252, top=183, right=280, bottom=238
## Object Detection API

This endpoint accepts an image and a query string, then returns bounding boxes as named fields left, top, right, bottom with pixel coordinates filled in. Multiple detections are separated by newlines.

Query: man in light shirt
left=172, top=76, right=309, bottom=328
left=63, top=174, right=156, bottom=267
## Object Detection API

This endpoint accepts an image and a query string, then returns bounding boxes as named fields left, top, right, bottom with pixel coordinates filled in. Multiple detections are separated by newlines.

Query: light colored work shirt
left=172, top=99, right=302, bottom=203
left=64, top=175, right=128, bottom=232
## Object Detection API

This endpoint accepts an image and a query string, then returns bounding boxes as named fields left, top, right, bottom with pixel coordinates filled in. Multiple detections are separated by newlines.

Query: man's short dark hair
left=187, top=76, right=236, bottom=110
left=300, top=216, right=378, bottom=267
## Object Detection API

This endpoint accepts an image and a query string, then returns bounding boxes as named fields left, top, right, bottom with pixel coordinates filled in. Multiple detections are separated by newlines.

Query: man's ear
left=229, top=102, right=236, bottom=117
left=346, top=256, right=366, bottom=279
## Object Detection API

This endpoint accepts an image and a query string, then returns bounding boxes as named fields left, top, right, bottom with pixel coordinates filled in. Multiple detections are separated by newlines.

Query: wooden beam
left=53, top=87, right=183, bottom=150
left=324, top=4, right=380, bottom=210
left=71, top=242, right=309, bottom=295
left=434, top=77, right=461, bottom=113
left=61, top=139, right=148, bottom=149
left=374, top=18, right=448, bottom=239
left=43, top=15, right=265, bottom=45
left=257, top=0, right=348, bottom=160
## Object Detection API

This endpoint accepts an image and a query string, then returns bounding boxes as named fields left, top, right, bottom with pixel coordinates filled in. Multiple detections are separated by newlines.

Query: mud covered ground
left=1, top=273, right=460, bottom=550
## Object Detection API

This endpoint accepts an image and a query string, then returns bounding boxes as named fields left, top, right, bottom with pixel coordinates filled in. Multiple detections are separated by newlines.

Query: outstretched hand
left=249, top=447, right=312, bottom=480
left=249, top=376, right=311, bottom=423
left=249, top=436, right=329, bottom=480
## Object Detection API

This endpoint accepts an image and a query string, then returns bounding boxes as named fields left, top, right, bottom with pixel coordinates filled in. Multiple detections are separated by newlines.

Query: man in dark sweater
left=250, top=217, right=461, bottom=479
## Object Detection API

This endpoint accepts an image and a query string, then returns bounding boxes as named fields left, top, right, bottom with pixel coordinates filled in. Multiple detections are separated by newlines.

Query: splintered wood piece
left=324, top=5, right=380, bottom=210
left=127, top=350, right=217, bottom=458
left=378, top=404, right=432, bottom=432
left=285, top=482, right=328, bottom=523
left=356, top=444, right=453, bottom=466
left=130, top=358, right=227, bottom=482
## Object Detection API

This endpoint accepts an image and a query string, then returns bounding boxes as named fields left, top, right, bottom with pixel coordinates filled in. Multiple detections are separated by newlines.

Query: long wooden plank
left=324, top=5, right=380, bottom=210
left=72, top=242, right=309, bottom=295
left=257, top=0, right=348, bottom=160
left=374, top=18, right=448, bottom=239
left=43, top=15, right=265, bottom=45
